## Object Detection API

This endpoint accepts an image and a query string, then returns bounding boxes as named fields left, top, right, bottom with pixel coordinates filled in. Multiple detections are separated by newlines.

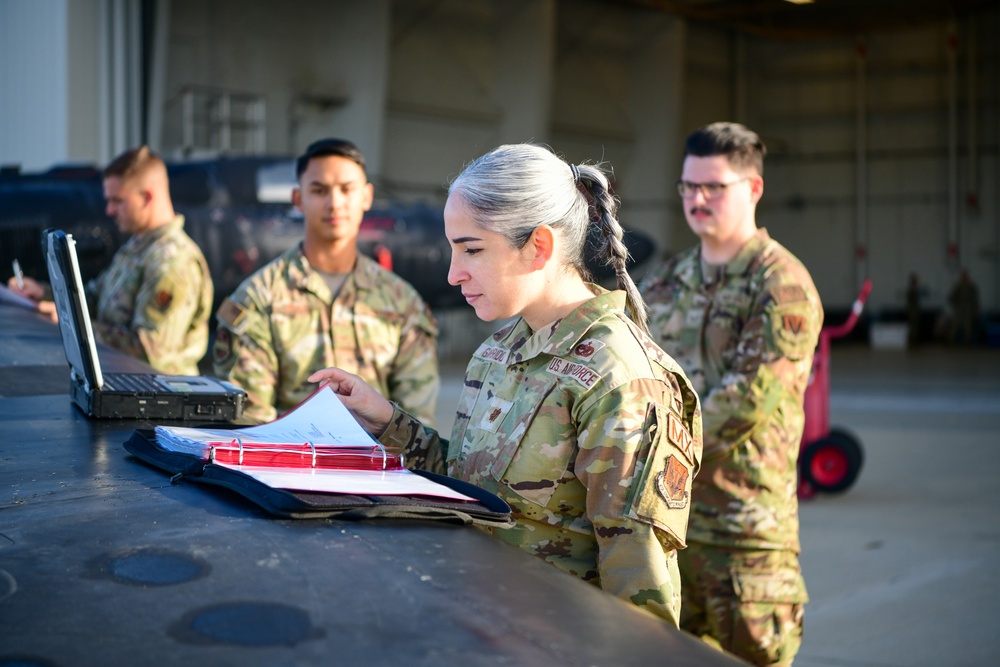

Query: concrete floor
left=433, top=343, right=1000, bottom=666
left=797, top=344, right=1000, bottom=667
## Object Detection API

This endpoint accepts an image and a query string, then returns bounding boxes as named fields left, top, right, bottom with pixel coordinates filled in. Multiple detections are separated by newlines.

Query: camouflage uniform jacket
left=379, top=287, right=702, bottom=626
left=640, top=228, right=822, bottom=552
left=213, top=244, right=439, bottom=425
left=86, top=215, right=213, bottom=376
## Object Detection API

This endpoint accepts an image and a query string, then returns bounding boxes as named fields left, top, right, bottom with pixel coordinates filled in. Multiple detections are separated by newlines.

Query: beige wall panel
left=164, top=0, right=390, bottom=172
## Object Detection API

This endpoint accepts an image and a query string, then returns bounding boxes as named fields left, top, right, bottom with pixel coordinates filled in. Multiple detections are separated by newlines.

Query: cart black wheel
left=801, top=430, right=863, bottom=493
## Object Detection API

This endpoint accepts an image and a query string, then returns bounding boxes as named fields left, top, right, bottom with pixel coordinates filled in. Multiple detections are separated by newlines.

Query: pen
left=12, top=259, right=24, bottom=290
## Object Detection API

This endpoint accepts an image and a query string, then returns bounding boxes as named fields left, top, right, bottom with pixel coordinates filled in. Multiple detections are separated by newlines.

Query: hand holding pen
left=7, top=260, right=58, bottom=321
left=9, top=259, right=44, bottom=299
left=12, top=259, right=24, bottom=291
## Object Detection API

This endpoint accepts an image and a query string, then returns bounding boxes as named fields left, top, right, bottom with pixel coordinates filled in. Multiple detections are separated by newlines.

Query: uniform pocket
left=732, top=565, right=808, bottom=604
left=461, top=380, right=567, bottom=508
left=626, top=402, right=697, bottom=549
left=447, top=359, right=494, bottom=462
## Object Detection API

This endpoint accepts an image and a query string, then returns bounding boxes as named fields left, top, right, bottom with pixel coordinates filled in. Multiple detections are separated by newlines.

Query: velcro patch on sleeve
left=154, top=289, right=173, bottom=310
left=667, top=411, right=695, bottom=462
left=625, top=402, right=694, bottom=549
left=212, top=326, right=234, bottom=365
left=771, top=285, right=807, bottom=304
left=655, top=456, right=691, bottom=509
left=477, top=397, right=513, bottom=433
left=781, top=313, right=806, bottom=335
left=216, top=298, right=249, bottom=334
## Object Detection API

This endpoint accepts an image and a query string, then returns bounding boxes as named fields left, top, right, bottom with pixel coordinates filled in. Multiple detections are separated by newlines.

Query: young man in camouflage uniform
left=10, top=146, right=213, bottom=376
left=640, top=123, right=823, bottom=666
left=212, top=138, right=439, bottom=425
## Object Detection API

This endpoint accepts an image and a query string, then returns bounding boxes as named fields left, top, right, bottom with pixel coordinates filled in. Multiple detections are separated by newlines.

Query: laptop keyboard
left=103, top=373, right=165, bottom=393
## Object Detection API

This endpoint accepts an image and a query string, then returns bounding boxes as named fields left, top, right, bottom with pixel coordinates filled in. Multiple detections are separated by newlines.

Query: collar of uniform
left=350, top=254, right=384, bottom=292
left=286, top=243, right=351, bottom=304
left=721, top=227, right=771, bottom=278
left=498, top=284, right=622, bottom=364
left=286, top=245, right=381, bottom=293
left=120, top=214, right=185, bottom=254
left=684, top=227, right=772, bottom=287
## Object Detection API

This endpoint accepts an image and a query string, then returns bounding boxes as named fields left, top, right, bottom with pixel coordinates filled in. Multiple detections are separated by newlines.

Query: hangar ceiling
left=612, top=0, right=994, bottom=39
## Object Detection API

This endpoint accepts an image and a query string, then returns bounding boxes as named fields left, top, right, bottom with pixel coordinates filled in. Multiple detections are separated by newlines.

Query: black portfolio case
left=124, top=429, right=514, bottom=527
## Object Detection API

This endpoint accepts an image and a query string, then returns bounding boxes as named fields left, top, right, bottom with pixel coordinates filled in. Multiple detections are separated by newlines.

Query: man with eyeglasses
left=640, top=122, right=822, bottom=666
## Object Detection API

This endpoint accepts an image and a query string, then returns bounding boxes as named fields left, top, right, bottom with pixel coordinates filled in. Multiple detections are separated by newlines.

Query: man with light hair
left=10, top=146, right=213, bottom=375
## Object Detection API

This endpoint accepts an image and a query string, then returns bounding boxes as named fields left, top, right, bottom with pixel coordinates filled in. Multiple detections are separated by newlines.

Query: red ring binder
left=207, top=439, right=405, bottom=471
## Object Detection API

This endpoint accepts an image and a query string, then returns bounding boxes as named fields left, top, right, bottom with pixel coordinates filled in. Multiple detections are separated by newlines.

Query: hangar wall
left=743, top=22, right=1000, bottom=322
left=2, top=0, right=997, bottom=318
left=157, top=0, right=999, bottom=314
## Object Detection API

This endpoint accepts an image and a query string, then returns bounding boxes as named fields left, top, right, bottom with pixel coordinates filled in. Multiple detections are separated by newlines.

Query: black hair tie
left=569, top=164, right=581, bottom=183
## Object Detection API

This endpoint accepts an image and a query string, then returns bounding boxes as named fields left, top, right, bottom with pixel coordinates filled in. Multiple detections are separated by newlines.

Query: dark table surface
left=0, top=304, right=743, bottom=666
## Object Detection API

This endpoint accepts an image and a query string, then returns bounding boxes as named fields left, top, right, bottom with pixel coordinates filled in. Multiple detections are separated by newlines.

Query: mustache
left=688, top=206, right=712, bottom=216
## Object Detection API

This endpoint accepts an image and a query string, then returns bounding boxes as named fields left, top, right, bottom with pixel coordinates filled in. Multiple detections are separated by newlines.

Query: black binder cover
left=124, top=429, right=514, bottom=527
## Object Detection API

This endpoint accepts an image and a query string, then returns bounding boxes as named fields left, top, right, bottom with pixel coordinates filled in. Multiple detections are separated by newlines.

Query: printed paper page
left=156, top=385, right=378, bottom=454
left=218, top=464, right=476, bottom=502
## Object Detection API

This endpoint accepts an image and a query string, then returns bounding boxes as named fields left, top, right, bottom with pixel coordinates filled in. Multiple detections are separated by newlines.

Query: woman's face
left=444, top=194, right=538, bottom=323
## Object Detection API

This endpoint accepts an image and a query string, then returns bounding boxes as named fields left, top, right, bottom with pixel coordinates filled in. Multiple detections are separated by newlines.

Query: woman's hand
left=307, top=367, right=394, bottom=436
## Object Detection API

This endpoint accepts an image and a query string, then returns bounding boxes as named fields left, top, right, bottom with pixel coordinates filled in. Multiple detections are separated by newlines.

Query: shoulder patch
left=667, top=411, right=695, bottom=461
left=212, top=327, right=234, bottom=366
left=772, top=285, right=807, bottom=304
left=655, top=456, right=690, bottom=509
left=153, top=289, right=173, bottom=310
left=546, top=357, right=600, bottom=390
left=570, top=338, right=605, bottom=361
left=475, top=344, right=510, bottom=365
left=781, top=313, right=807, bottom=335
left=217, top=298, right=248, bottom=334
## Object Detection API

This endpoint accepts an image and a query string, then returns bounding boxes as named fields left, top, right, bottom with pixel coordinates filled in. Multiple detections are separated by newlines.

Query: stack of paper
left=155, top=386, right=474, bottom=501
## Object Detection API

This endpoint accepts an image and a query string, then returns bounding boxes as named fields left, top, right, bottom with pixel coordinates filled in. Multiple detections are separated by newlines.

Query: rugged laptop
left=44, top=229, right=245, bottom=421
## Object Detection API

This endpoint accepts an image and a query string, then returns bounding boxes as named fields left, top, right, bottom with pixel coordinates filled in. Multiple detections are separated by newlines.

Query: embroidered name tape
left=476, top=344, right=510, bottom=365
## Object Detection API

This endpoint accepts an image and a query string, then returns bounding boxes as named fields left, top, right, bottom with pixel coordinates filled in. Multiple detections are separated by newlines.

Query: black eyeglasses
left=676, top=177, right=751, bottom=200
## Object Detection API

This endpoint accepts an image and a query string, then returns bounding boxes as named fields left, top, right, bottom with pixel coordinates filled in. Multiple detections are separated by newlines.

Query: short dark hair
left=103, top=145, right=165, bottom=181
left=684, top=122, right=766, bottom=176
left=295, top=138, right=367, bottom=180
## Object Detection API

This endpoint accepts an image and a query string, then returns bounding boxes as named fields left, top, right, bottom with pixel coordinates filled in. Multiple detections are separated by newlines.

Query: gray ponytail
left=573, top=163, right=649, bottom=334
left=449, top=143, right=649, bottom=334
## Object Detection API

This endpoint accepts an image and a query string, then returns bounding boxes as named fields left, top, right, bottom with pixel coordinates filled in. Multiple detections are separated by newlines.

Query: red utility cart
left=798, top=279, right=873, bottom=498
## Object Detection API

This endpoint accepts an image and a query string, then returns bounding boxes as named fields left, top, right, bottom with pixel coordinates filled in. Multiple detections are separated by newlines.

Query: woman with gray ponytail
left=310, top=143, right=702, bottom=627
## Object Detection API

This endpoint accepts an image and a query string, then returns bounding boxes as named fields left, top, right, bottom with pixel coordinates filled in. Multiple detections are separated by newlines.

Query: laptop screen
left=44, top=229, right=105, bottom=390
